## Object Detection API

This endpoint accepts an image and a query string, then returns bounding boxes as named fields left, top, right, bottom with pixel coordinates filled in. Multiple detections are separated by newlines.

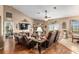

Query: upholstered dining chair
left=0, top=36, right=4, bottom=50
left=41, top=31, right=55, bottom=49
left=53, top=30, right=60, bottom=43
left=14, top=33, right=19, bottom=44
left=41, top=30, right=60, bottom=49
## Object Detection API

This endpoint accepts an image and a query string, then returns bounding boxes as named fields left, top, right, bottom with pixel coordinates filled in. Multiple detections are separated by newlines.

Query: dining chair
left=0, top=36, right=4, bottom=50
left=41, top=30, right=60, bottom=49
left=53, top=30, right=60, bottom=43
left=26, top=39, right=37, bottom=49
left=41, top=31, right=55, bottom=49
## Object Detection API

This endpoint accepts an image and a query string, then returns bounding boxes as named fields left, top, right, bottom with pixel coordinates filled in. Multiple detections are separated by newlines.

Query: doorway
left=4, top=20, right=13, bottom=39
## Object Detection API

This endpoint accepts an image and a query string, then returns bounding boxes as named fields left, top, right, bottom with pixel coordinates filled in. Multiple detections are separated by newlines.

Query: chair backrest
left=47, top=31, right=53, bottom=40
left=53, top=30, right=60, bottom=43
left=21, top=35, right=27, bottom=43
left=14, top=33, right=19, bottom=43
left=0, top=36, right=4, bottom=48
left=48, top=31, right=57, bottom=47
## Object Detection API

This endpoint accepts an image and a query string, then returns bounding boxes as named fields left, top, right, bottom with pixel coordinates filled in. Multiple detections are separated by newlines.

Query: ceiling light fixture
left=44, top=10, right=51, bottom=21
left=53, top=7, right=56, bottom=9
left=44, top=7, right=56, bottom=21
left=44, top=10, right=48, bottom=21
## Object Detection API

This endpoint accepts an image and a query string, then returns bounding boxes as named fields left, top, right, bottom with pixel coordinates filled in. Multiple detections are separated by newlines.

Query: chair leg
left=72, top=38, right=73, bottom=42
left=54, top=42, right=57, bottom=51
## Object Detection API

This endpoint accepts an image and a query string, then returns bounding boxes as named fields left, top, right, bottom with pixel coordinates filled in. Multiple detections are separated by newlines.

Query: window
left=6, top=12, right=12, bottom=18
left=71, top=20, right=79, bottom=34
left=48, top=23, right=60, bottom=31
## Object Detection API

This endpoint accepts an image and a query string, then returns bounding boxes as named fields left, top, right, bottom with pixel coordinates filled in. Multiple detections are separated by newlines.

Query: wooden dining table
left=30, top=37, right=46, bottom=54
left=14, top=33, right=47, bottom=54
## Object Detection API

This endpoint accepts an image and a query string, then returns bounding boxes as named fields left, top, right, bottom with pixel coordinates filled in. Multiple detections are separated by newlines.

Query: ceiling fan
left=44, top=10, right=51, bottom=19
left=44, top=7, right=56, bottom=19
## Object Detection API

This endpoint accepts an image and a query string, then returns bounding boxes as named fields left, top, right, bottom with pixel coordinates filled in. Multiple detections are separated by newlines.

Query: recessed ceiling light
left=45, top=10, right=47, bottom=13
left=53, top=7, right=56, bottom=9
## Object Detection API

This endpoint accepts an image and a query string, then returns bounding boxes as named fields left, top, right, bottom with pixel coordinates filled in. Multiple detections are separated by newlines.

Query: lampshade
left=36, top=27, right=43, bottom=32
left=44, top=18, right=48, bottom=21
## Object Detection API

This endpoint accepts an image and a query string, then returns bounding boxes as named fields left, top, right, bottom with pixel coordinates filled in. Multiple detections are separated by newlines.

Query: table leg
left=72, top=38, right=73, bottom=42
left=38, top=43, right=41, bottom=54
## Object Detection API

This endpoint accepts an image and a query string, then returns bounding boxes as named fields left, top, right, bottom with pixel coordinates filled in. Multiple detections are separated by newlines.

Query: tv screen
left=19, top=23, right=29, bottom=30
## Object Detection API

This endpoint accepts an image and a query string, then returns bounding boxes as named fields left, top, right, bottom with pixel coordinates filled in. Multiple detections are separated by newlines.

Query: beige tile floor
left=59, top=38, right=79, bottom=54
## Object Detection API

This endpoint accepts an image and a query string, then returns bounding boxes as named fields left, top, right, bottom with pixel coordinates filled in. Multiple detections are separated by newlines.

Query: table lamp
left=36, top=27, right=43, bottom=40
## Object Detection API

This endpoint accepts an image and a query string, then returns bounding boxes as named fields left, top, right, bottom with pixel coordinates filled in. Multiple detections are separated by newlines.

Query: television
left=19, top=23, right=29, bottom=30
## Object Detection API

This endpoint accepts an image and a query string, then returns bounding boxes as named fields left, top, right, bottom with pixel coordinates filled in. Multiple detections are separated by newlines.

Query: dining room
left=1, top=5, right=79, bottom=54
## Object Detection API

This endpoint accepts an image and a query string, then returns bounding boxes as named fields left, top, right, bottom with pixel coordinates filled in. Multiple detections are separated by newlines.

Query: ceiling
left=12, top=5, right=79, bottom=20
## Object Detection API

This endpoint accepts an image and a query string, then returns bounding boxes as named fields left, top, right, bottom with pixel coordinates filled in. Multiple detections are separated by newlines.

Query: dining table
left=14, top=33, right=47, bottom=54
left=30, top=37, right=47, bottom=54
